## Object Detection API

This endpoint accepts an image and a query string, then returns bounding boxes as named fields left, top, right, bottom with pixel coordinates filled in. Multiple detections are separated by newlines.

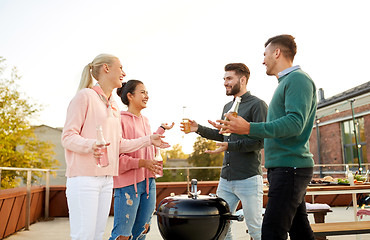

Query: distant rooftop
left=318, top=81, right=370, bottom=109
left=32, top=124, right=63, bottom=131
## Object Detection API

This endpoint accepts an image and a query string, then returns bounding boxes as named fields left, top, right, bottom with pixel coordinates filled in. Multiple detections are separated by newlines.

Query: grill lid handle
left=223, top=214, right=244, bottom=221
left=190, top=179, right=200, bottom=199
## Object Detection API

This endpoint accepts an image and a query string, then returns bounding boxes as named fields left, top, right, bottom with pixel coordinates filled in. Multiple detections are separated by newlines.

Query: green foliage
left=157, top=138, right=224, bottom=182
left=0, top=57, right=59, bottom=189
left=188, top=136, right=223, bottom=181
left=161, top=144, right=189, bottom=161
left=156, top=169, right=188, bottom=182
left=157, top=144, right=189, bottom=182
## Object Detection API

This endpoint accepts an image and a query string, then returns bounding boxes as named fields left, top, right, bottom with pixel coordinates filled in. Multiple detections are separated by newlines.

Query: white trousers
left=66, top=176, right=113, bottom=240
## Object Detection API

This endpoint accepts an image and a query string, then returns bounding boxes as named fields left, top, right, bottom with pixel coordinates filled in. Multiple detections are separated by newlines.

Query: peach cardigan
left=62, top=88, right=151, bottom=177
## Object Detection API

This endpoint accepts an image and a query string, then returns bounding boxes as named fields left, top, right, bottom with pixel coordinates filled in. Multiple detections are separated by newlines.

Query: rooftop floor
left=5, top=207, right=370, bottom=240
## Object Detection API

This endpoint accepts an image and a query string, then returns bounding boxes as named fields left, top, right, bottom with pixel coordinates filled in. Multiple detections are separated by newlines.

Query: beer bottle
left=222, top=96, right=241, bottom=136
left=182, top=106, right=191, bottom=133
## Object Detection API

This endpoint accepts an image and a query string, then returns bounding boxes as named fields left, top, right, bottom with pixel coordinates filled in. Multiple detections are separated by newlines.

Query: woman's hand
left=139, top=159, right=162, bottom=175
left=92, top=142, right=110, bottom=164
left=150, top=134, right=170, bottom=148
left=161, top=122, right=175, bottom=130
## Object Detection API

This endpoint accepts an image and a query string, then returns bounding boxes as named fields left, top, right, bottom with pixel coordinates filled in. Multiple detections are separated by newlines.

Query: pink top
left=113, top=111, right=164, bottom=193
left=62, top=87, right=152, bottom=177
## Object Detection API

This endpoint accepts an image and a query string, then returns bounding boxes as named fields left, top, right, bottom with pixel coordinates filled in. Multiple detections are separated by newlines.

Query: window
left=341, top=117, right=367, bottom=168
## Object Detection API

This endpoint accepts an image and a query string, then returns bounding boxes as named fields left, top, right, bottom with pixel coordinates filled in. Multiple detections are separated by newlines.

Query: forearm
left=61, top=129, right=96, bottom=154
left=119, top=135, right=152, bottom=153
left=231, top=99, right=267, bottom=148
left=228, top=136, right=264, bottom=152
left=119, top=155, right=140, bottom=174
left=250, top=112, right=305, bottom=139
left=153, top=126, right=165, bottom=135
left=197, top=124, right=224, bottom=142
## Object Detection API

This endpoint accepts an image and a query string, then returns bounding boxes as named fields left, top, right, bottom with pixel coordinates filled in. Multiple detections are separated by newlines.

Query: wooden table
left=307, top=209, right=333, bottom=223
left=263, top=183, right=370, bottom=221
left=311, top=221, right=370, bottom=237
left=306, top=184, right=370, bottom=221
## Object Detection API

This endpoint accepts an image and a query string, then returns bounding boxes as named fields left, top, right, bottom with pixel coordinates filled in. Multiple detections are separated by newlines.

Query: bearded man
left=181, top=63, right=267, bottom=240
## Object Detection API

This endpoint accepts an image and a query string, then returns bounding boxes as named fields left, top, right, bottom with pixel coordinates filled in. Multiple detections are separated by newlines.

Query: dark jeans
left=262, top=167, right=315, bottom=240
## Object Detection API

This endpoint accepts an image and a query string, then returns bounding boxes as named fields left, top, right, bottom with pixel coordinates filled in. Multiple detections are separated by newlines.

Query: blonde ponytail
left=77, top=54, right=118, bottom=91
left=77, top=64, right=93, bottom=91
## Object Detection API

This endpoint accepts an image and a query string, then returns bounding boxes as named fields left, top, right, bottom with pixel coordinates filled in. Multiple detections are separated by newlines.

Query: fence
left=159, top=163, right=370, bottom=182
left=0, top=167, right=53, bottom=231
left=1, top=163, right=369, bottom=231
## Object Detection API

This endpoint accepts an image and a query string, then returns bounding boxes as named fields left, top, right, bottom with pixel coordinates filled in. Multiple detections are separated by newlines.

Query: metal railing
left=0, top=167, right=55, bottom=230
left=163, top=163, right=370, bottom=178
left=161, top=164, right=370, bottom=192
left=312, top=163, right=369, bottom=177
left=163, top=166, right=222, bottom=193
left=0, top=163, right=368, bottom=230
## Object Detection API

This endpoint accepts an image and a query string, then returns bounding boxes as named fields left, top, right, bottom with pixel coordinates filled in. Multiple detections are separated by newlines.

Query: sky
left=0, top=0, right=369, bottom=153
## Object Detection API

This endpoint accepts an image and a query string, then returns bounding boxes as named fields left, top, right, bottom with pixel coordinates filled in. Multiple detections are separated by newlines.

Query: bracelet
left=160, top=126, right=165, bottom=130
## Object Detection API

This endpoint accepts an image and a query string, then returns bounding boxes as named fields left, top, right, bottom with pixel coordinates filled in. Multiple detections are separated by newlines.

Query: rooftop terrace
left=5, top=207, right=370, bottom=240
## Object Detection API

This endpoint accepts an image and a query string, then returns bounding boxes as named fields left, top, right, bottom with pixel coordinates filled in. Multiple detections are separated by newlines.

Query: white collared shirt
left=278, top=65, right=301, bottom=78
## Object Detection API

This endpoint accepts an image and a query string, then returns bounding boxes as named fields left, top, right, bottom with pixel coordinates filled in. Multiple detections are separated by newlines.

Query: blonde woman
left=61, top=54, right=169, bottom=240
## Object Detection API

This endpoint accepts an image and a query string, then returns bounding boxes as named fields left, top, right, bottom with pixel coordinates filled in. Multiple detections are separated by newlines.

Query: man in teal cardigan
left=211, top=34, right=317, bottom=240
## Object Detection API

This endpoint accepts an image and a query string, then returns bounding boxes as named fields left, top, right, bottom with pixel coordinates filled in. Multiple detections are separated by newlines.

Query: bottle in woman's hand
left=154, top=149, right=163, bottom=178
left=96, top=125, right=109, bottom=168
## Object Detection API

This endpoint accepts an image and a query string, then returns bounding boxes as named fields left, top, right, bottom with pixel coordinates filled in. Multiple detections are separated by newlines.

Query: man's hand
left=150, top=134, right=170, bottom=148
left=205, top=142, right=228, bottom=154
left=208, top=113, right=251, bottom=135
left=180, top=119, right=199, bottom=133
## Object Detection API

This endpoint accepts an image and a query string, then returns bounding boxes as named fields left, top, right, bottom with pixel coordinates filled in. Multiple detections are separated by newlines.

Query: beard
left=264, top=59, right=276, bottom=76
left=226, top=80, right=241, bottom=96
left=266, top=67, right=275, bottom=76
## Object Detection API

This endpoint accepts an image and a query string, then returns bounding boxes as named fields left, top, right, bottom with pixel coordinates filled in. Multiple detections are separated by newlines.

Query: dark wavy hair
left=116, top=79, right=143, bottom=106
left=265, top=34, right=297, bottom=61
left=224, top=63, right=250, bottom=81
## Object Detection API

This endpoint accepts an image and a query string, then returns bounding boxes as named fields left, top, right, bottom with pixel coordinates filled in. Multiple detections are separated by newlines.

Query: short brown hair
left=224, top=63, right=250, bottom=81
left=265, top=34, right=297, bottom=61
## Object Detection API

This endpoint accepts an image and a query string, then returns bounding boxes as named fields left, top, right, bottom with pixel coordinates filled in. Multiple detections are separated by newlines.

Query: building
left=165, top=158, right=192, bottom=168
left=33, top=125, right=66, bottom=185
left=309, top=81, right=370, bottom=177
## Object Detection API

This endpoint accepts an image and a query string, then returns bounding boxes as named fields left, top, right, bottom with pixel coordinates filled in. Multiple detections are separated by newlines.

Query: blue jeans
left=262, top=167, right=314, bottom=240
left=109, top=178, right=156, bottom=240
left=217, top=176, right=263, bottom=240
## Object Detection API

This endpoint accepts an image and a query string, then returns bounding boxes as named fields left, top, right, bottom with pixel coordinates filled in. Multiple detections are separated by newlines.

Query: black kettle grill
left=156, top=179, right=244, bottom=240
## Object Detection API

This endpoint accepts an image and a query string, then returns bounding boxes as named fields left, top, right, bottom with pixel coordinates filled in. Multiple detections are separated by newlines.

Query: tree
left=157, top=144, right=189, bottom=182
left=0, top=57, right=59, bottom=189
left=161, top=143, right=189, bottom=162
left=188, top=136, right=223, bottom=181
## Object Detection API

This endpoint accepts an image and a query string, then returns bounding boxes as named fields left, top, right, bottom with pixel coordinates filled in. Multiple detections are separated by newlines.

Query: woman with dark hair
left=61, top=54, right=169, bottom=240
left=109, top=80, right=174, bottom=240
